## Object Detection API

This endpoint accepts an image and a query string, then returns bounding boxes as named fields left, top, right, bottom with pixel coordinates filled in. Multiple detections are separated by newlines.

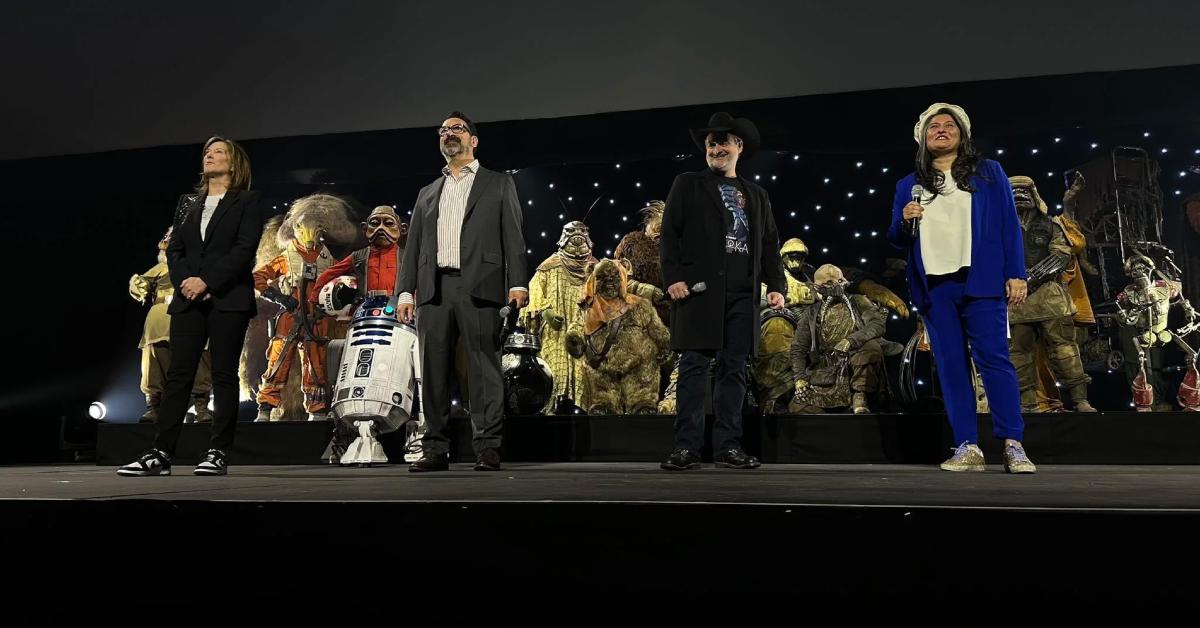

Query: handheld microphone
left=908, top=184, right=925, bottom=237
left=690, top=281, right=707, bottom=294
left=498, top=299, right=519, bottom=319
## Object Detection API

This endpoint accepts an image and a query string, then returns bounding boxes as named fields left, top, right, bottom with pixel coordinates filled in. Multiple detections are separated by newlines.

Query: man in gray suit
left=398, top=112, right=529, bottom=471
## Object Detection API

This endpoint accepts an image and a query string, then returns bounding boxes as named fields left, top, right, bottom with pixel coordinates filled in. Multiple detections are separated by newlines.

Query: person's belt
left=437, top=267, right=461, bottom=277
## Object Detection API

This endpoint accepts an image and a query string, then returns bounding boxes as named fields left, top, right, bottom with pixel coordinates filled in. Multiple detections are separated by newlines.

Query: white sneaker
left=117, top=449, right=172, bottom=476
left=193, top=449, right=228, bottom=476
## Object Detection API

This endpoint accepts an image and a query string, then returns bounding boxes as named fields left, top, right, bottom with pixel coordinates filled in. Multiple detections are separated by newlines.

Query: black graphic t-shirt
left=718, top=177, right=752, bottom=293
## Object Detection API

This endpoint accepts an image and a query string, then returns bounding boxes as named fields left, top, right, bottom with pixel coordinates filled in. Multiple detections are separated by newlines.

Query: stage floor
left=5, top=462, right=1200, bottom=510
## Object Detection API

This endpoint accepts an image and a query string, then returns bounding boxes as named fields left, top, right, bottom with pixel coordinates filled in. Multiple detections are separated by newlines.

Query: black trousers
left=416, top=271, right=504, bottom=457
left=154, top=301, right=252, bottom=456
left=674, top=291, right=754, bottom=452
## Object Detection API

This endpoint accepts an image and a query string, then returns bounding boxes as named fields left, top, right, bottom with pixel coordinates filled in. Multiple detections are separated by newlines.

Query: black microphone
left=908, top=184, right=925, bottom=237
left=498, top=299, right=519, bottom=319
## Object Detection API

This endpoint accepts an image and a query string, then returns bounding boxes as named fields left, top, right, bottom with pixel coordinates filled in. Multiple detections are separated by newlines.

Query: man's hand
left=181, top=277, right=208, bottom=300
left=509, top=289, right=529, bottom=309
left=767, top=292, right=785, bottom=310
left=667, top=281, right=690, bottom=300
left=1006, top=278, right=1028, bottom=306
left=397, top=302, right=415, bottom=324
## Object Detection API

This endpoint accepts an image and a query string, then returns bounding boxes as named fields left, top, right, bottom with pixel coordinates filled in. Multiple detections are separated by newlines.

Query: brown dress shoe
left=408, top=453, right=449, bottom=472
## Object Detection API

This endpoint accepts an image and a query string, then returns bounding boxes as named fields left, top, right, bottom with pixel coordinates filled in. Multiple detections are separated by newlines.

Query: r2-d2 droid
left=328, top=293, right=425, bottom=466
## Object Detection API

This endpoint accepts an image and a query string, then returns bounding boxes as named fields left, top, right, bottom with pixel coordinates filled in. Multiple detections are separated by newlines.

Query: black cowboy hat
left=689, top=112, right=761, bottom=157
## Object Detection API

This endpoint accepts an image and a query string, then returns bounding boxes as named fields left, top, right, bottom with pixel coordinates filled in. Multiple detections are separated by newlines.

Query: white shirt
left=919, top=171, right=973, bottom=276
left=199, top=194, right=224, bottom=241
left=436, top=159, right=479, bottom=269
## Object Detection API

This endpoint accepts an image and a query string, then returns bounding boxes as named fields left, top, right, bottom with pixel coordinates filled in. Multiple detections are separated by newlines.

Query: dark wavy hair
left=915, top=108, right=984, bottom=198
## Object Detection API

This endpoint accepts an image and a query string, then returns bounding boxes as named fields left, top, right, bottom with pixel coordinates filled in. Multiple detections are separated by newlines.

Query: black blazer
left=660, top=169, right=786, bottom=354
left=166, top=189, right=263, bottom=314
left=398, top=166, right=529, bottom=307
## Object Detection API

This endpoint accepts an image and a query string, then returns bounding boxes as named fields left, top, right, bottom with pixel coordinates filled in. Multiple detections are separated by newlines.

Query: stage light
left=1144, top=131, right=1151, bottom=137
left=755, top=175, right=761, bottom=180
left=1176, top=190, right=1182, bottom=195
left=593, top=182, right=599, bottom=188
left=1031, top=148, right=1039, bottom=154
left=613, top=234, right=620, bottom=239
left=822, top=247, right=829, bottom=253
left=558, top=214, right=564, bottom=220
left=856, top=162, right=863, bottom=168
left=793, top=155, right=800, bottom=161
left=839, top=216, right=846, bottom=221
left=88, top=402, right=106, bottom=421
left=868, top=188, right=876, bottom=194
left=997, top=149, right=1005, bottom=155
left=917, top=380, right=925, bottom=385
left=854, top=232, right=861, bottom=238
left=548, top=183, right=554, bottom=189
left=1047, top=172, right=1054, bottom=177
left=615, top=163, right=621, bottom=169
left=609, top=199, right=615, bottom=204
left=815, top=204, right=822, bottom=210
left=1091, top=143, right=1099, bottom=149
left=1054, top=137, right=1061, bottom=143
left=527, top=200, right=533, bottom=206
left=803, top=225, right=810, bottom=231
left=526, top=249, right=532, bottom=254
left=892, top=315, right=898, bottom=320
left=1181, top=171, right=1188, bottom=177
left=771, top=175, right=777, bottom=181
left=568, top=196, right=573, bottom=201
left=846, top=192, right=854, bottom=198
left=871, top=231, right=878, bottom=237
left=540, top=232, right=547, bottom=237
left=823, top=178, right=831, bottom=184
left=635, top=182, right=642, bottom=187
left=1056, top=204, right=1063, bottom=209
left=860, top=258, right=867, bottom=263
left=605, top=249, right=611, bottom=255
left=622, top=215, right=628, bottom=222
left=882, top=167, right=890, bottom=173
left=451, top=399, right=459, bottom=406
left=789, top=211, right=796, bottom=217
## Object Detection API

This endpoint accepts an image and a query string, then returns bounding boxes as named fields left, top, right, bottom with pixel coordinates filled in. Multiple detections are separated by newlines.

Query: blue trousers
left=923, top=274, right=1024, bottom=444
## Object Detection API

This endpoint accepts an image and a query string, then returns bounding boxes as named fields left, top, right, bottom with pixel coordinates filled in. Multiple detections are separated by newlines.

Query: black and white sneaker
left=193, top=449, right=228, bottom=476
left=117, top=449, right=172, bottom=477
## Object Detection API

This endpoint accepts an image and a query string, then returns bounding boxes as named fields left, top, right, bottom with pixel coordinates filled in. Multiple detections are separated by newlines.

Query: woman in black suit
left=119, top=136, right=263, bottom=476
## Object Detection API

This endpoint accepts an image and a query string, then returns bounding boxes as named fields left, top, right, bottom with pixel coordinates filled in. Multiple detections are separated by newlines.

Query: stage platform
left=96, top=410, right=1200, bottom=466
left=3, top=462, right=1200, bottom=619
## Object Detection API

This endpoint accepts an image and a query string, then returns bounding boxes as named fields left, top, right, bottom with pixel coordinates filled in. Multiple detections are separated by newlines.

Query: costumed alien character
left=565, top=258, right=672, bottom=414
left=254, top=194, right=359, bottom=421
left=751, top=238, right=904, bottom=413
left=788, top=264, right=886, bottom=414
left=612, top=201, right=680, bottom=412
left=1114, top=253, right=1200, bottom=411
left=1006, top=176, right=1095, bottom=413
left=129, top=227, right=212, bottom=423
left=521, top=221, right=597, bottom=414
left=311, top=205, right=409, bottom=314
left=614, top=201, right=670, bottom=323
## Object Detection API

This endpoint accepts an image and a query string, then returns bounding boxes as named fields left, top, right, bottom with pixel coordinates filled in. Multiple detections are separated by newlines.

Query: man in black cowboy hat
left=660, top=112, right=786, bottom=470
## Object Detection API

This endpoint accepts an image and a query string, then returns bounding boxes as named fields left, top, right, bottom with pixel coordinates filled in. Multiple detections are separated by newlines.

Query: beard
left=370, top=231, right=396, bottom=247
left=441, top=138, right=466, bottom=159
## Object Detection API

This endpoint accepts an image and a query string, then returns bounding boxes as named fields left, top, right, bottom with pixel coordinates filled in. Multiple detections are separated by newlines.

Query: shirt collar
left=442, top=159, right=480, bottom=178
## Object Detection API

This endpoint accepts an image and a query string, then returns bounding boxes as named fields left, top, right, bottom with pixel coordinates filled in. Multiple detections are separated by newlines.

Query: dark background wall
left=3, top=0, right=1200, bottom=159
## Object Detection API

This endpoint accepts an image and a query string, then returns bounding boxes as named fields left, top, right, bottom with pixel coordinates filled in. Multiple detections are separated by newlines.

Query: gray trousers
left=416, top=271, right=504, bottom=457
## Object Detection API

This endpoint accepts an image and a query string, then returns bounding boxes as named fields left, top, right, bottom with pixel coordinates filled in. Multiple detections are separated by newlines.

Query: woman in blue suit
left=887, top=103, right=1037, bottom=474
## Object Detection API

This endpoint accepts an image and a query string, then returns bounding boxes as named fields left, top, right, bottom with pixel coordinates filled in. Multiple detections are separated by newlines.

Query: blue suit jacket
left=886, top=159, right=1026, bottom=312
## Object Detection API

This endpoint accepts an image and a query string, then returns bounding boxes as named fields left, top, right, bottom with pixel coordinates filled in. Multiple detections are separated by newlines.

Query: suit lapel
left=462, top=167, right=490, bottom=223
left=202, top=190, right=240, bottom=245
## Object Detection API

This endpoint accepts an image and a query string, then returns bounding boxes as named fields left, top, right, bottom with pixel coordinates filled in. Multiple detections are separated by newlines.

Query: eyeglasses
left=438, top=124, right=470, bottom=136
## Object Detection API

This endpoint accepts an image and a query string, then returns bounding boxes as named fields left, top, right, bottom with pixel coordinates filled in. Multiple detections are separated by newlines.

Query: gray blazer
left=398, top=166, right=529, bottom=307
